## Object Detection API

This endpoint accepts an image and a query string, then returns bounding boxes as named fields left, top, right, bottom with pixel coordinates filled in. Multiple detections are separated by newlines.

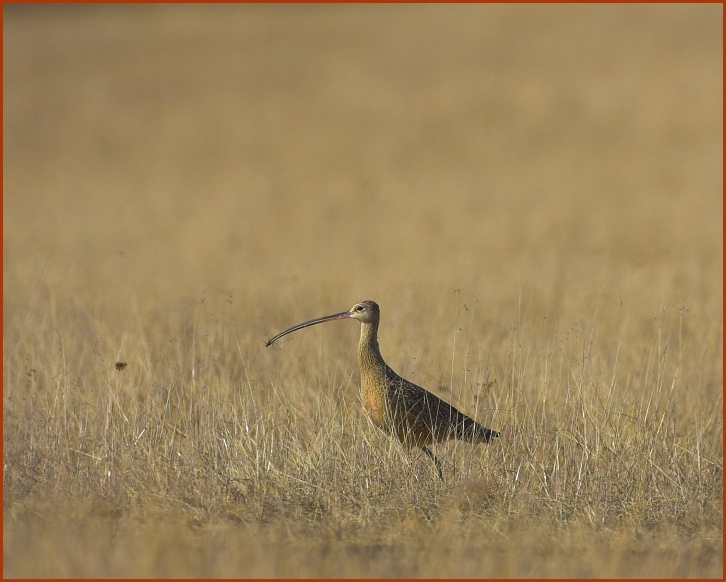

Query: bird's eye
left=355, top=304, right=364, bottom=312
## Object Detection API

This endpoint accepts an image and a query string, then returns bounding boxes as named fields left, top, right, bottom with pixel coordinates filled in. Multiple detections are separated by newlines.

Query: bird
left=265, top=300, right=499, bottom=480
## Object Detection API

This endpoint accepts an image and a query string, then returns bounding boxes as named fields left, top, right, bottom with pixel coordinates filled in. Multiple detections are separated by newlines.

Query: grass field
left=3, top=4, right=723, bottom=578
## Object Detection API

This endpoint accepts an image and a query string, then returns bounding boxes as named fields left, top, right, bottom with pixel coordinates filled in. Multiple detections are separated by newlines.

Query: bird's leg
left=422, top=446, right=443, bottom=481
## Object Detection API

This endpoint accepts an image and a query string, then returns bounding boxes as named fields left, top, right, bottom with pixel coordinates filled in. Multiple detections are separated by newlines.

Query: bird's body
left=266, top=300, right=499, bottom=478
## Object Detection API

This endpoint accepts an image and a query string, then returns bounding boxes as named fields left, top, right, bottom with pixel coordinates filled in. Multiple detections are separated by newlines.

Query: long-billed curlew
left=265, top=300, right=499, bottom=479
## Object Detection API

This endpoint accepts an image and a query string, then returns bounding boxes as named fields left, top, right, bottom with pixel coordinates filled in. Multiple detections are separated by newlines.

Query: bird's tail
left=454, top=415, right=499, bottom=443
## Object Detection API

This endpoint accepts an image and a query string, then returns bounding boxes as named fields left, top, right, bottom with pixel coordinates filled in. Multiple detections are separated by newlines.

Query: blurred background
left=4, top=3, right=722, bottom=349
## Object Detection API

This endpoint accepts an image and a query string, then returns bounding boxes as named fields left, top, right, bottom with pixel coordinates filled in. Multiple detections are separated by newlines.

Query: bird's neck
left=357, top=319, right=390, bottom=426
left=358, top=320, right=386, bottom=373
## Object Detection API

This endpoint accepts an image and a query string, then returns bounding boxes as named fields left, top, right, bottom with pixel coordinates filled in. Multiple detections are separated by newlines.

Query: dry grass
left=3, top=4, right=723, bottom=578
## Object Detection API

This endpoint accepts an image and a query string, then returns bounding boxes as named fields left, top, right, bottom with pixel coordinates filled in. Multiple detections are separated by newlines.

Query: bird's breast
left=360, top=371, right=388, bottom=428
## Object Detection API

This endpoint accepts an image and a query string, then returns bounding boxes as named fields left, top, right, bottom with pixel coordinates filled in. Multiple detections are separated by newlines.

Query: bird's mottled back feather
left=383, top=371, right=499, bottom=447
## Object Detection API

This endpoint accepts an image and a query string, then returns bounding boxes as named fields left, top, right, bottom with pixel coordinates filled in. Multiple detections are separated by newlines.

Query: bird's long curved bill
left=265, top=310, right=351, bottom=347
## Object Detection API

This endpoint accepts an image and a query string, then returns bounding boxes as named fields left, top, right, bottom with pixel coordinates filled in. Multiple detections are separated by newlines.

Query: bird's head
left=347, top=300, right=380, bottom=324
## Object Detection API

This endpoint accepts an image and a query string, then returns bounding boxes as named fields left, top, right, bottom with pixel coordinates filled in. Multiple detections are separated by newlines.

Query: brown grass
left=3, top=4, right=722, bottom=578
